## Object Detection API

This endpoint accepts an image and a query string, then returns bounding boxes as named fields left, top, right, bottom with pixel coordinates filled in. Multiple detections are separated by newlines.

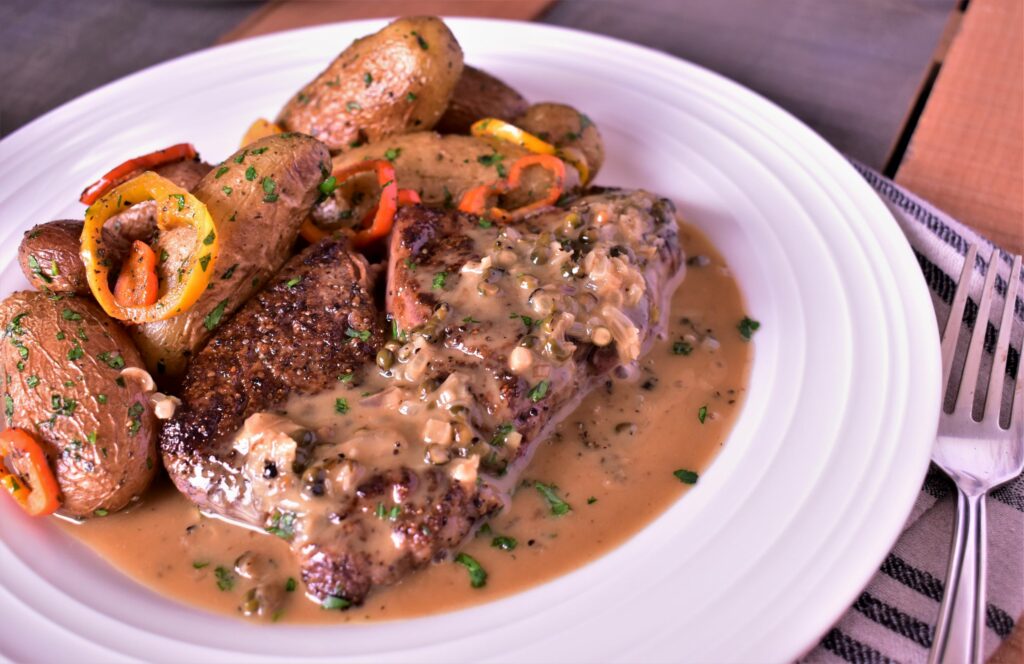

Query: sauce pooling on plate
left=59, top=221, right=753, bottom=622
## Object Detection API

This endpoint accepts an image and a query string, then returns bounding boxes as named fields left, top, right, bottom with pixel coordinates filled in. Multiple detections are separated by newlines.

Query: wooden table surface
left=1, top=0, right=1021, bottom=659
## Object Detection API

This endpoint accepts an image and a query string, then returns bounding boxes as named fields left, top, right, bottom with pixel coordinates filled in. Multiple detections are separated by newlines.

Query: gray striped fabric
left=801, top=164, right=1024, bottom=663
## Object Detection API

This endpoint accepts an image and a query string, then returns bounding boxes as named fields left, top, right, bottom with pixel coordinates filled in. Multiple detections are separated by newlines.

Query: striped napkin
left=802, top=164, right=1024, bottom=663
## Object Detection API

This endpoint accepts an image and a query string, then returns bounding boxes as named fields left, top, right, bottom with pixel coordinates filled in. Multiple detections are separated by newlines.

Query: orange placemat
left=218, top=0, right=554, bottom=43
left=895, top=0, right=1024, bottom=254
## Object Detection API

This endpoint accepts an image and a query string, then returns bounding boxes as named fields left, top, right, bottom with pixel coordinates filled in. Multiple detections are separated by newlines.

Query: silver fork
left=928, top=245, right=1024, bottom=664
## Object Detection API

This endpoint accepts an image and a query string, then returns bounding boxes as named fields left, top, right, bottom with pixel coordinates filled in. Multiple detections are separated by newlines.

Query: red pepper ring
left=80, top=143, right=198, bottom=206
left=298, top=156, right=418, bottom=247
left=457, top=154, right=567, bottom=222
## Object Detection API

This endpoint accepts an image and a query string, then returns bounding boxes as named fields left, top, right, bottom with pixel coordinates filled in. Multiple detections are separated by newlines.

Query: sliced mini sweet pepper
left=471, top=118, right=590, bottom=184
left=240, top=118, right=283, bottom=148
left=0, top=428, right=60, bottom=517
left=300, top=160, right=414, bottom=248
left=81, top=171, right=219, bottom=323
left=79, top=143, right=198, bottom=206
left=457, top=153, right=567, bottom=222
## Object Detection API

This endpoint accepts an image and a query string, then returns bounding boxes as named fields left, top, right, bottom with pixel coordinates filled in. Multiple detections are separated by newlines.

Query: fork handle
left=929, top=489, right=987, bottom=664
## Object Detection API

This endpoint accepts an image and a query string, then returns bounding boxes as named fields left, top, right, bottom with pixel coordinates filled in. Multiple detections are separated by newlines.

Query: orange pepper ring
left=81, top=171, right=219, bottom=323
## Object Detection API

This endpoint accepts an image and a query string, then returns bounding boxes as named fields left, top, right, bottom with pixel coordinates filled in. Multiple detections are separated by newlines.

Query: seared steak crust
left=161, top=238, right=382, bottom=512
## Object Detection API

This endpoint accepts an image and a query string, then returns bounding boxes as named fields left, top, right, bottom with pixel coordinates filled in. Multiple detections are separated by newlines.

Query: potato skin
left=435, top=65, right=529, bottom=134
left=328, top=132, right=579, bottom=210
left=18, top=221, right=91, bottom=294
left=130, top=133, right=332, bottom=378
left=514, top=103, right=604, bottom=182
left=276, top=16, right=464, bottom=153
left=0, top=291, right=157, bottom=517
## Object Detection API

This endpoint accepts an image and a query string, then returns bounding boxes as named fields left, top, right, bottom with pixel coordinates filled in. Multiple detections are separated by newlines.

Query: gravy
left=59, top=221, right=752, bottom=623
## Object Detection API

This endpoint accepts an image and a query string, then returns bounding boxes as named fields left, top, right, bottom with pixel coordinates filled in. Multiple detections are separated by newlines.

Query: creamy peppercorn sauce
left=58, top=215, right=752, bottom=623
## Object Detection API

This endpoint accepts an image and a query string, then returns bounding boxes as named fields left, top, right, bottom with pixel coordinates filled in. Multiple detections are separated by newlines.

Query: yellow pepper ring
left=470, top=118, right=591, bottom=184
left=81, top=171, right=219, bottom=324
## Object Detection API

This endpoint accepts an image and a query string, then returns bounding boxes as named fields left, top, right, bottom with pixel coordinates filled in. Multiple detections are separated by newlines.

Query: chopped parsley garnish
left=697, top=405, right=708, bottom=423
left=199, top=254, right=211, bottom=271
left=233, top=150, right=247, bottom=164
left=97, top=394, right=107, bottom=404
left=245, top=166, right=257, bottom=181
left=169, top=193, right=185, bottom=211
left=192, top=560, right=210, bottom=569
left=384, top=147, right=401, bottom=162
left=462, top=315, right=479, bottom=324
left=510, top=312, right=535, bottom=328
left=221, top=264, right=238, bottom=279
left=265, top=510, right=297, bottom=540
left=672, top=340, right=692, bottom=355
left=93, top=509, right=109, bottom=517
left=431, top=271, right=447, bottom=290
left=406, top=91, right=417, bottom=102
left=477, top=152, right=506, bottom=177
left=27, top=255, right=52, bottom=283
left=587, top=496, right=598, bottom=504
left=346, top=101, right=362, bottom=112
left=51, top=394, right=77, bottom=416
left=66, top=344, right=84, bottom=361
left=214, top=166, right=229, bottom=179
left=403, top=259, right=417, bottom=271
left=319, top=175, right=337, bottom=196
left=321, top=595, right=351, bottom=610
left=221, top=185, right=233, bottom=196
left=97, top=351, right=125, bottom=369
left=214, top=566, right=235, bottom=591
left=478, top=217, right=493, bottom=229
left=203, top=299, right=229, bottom=331
left=528, top=380, right=550, bottom=402
left=285, top=276, right=302, bottom=289
left=338, top=372, right=354, bottom=383
left=26, top=375, right=39, bottom=388
left=203, top=229, right=216, bottom=245
left=261, top=176, right=279, bottom=202
left=334, top=398, right=350, bottom=414
left=345, top=327, right=371, bottom=342
left=4, top=394, right=12, bottom=419
left=673, top=469, right=699, bottom=484
left=285, top=577, right=297, bottom=592
left=363, top=72, right=373, bottom=86
left=489, top=423, right=514, bottom=446
left=61, top=308, right=82, bottom=321
left=128, top=402, right=144, bottom=434
left=411, top=30, right=429, bottom=50
left=491, top=536, right=517, bottom=551
left=534, top=481, right=571, bottom=516
left=454, top=553, right=487, bottom=588
left=738, top=316, right=760, bottom=340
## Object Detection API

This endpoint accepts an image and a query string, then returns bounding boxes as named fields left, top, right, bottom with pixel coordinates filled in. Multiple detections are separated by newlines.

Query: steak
left=161, top=189, right=683, bottom=606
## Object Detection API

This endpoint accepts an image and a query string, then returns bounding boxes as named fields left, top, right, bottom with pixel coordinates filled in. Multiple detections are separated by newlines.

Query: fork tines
left=941, top=245, right=1023, bottom=429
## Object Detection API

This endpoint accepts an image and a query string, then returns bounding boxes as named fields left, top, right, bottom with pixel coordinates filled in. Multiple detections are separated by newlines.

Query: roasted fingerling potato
left=1, top=291, right=158, bottom=517
left=327, top=132, right=580, bottom=212
left=435, top=65, right=530, bottom=134
left=130, top=133, right=332, bottom=378
left=277, top=16, right=464, bottom=153
left=514, top=103, right=605, bottom=182
left=18, top=221, right=91, bottom=294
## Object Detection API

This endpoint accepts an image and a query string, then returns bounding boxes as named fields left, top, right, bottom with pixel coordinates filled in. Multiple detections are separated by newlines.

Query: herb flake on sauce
left=454, top=553, right=487, bottom=588
left=534, top=481, right=571, bottom=516
left=673, top=469, right=699, bottom=484
left=738, top=316, right=760, bottom=340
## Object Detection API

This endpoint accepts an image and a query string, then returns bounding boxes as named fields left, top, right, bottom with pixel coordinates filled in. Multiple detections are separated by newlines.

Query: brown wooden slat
left=895, top=0, right=1024, bottom=254
left=218, top=0, right=554, bottom=44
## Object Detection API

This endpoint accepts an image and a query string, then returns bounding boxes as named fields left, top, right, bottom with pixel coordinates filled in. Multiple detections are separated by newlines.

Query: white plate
left=0, top=18, right=940, bottom=663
